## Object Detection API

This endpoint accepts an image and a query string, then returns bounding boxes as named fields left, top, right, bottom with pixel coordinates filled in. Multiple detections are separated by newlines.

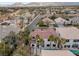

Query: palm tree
left=59, top=38, right=66, bottom=49
left=48, top=35, right=66, bottom=49
left=48, top=35, right=56, bottom=49
left=35, top=35, right=44, bottom=55
left=55, top=37, right=66, bottom=49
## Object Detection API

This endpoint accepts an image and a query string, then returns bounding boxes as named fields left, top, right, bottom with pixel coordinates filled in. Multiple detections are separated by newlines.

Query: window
left=66, top=40, right=69, bottom=42
left=53, top=44, right=56, bottom=47
left=73, top=40, right=79, bottom=42
left=32, top=44, right=35, bottom=47
left=48, top=39, right=50, bottom=41
left=72, top=44, right=78, bottom=48
left=32, top=37, right=35, bottom=39
left=64, top=45, right=70, bottom=48
left=47, top=44, right=50, bottom=47
left=42, top=44, right=44, bottom=47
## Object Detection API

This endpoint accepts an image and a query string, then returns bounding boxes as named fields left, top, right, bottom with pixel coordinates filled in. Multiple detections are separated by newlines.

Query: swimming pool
left=70, top=50, right=79, bottom=56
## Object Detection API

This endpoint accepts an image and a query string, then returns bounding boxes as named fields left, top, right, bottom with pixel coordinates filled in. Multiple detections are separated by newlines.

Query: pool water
left=70, top=50, right=79, bottom=56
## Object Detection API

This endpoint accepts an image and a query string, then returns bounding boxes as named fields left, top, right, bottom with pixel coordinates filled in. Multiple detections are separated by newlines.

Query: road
left=26, top=14, right=49, bottom=32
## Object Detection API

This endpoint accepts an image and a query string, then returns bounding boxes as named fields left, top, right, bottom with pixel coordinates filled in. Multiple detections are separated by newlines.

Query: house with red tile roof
left=30, top=28, right=57, bottom=39
left=30, top=28, right=58, bottom=49
left=30, top=27, right=79, bottom=50
left=56, top=27, right=79, bottom=49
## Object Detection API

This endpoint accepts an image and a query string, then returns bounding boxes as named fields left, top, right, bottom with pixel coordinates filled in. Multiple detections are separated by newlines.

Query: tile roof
left=30, top=28, right=57, bottom=39
left=42, top=17, right=55, bottom=24
left=54, top=17, right=67, bottom=23
left=56, top=27, right=79, bottom=39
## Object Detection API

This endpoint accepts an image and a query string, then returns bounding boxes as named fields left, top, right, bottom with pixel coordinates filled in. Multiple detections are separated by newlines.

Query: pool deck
left=41, top=50, right=75, bottom=56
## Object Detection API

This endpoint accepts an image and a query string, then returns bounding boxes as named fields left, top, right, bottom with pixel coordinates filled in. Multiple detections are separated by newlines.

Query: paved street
left=27, top=14, right=51, bottom=32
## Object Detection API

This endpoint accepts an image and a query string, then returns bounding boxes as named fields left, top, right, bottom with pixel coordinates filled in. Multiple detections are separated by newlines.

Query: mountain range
left=0, top=2, right=79, bottom=7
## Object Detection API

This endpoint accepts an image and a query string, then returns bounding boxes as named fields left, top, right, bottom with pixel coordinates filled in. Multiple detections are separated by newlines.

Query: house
left=42, top=17, right=55, bottom=27
left=42, top=17, right=54, bottom=24
left=69, top=17, right=79, bottom=25
left=30, top=26, right=79, bottom=50
left=30, top=28, right=57, bottom=49
left=54, top=17, right=67, bottom=25
left=56, top=27, right=79, bottom=49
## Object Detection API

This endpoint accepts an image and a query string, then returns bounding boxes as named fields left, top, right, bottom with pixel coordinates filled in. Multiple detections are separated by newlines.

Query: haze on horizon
left=0, top=2, right=79, bottom=6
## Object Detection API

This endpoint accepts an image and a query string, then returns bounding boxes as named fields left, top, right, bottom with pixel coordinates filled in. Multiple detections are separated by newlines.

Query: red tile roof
left=30, top=28, right=57, bottom=39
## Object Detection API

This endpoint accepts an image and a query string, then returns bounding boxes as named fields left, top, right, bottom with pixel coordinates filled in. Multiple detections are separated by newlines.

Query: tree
left=13, top=44, right=30, bottom=56
left=37, top=20, right=44, bottom=27
left=36, top=35, right=44, bottom=47
left=48, top=35, right=66, bottom=49
left=0, top=42, right=12, bottom=56
left=18, top=27, right=30, bottom=45
left=1, top=31, right=19, bottom=56
left=48, top=35, right=56, bottom=49
left=35, top=35, right=44, bottom=55
left=37, top=20, right=48, bottom=27
left=16, top=27, right=31, bottom=55
left=58, top=38, right=66, bottom=49
left=55, top=37, right=66, bottom=49
left=2, top=31, right=18, bottom=49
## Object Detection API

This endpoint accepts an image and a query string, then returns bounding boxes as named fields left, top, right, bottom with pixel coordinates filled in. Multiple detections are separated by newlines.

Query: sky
left=0, top=2, right=79, bottom=6
left=0, top=2, right=30, bottom=5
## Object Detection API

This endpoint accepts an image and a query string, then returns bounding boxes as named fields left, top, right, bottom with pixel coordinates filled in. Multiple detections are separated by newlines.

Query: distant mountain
left=0, top=2, right=14, bottom=7
left=0, top=2, right=27, bottom=7
left=26, top=2, right=79, bottom=6
left=26, top=2, right=63, bottom=6
left=10, top=2, right=26, bottom=7
left=0, top=2, right=79, bottom=7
